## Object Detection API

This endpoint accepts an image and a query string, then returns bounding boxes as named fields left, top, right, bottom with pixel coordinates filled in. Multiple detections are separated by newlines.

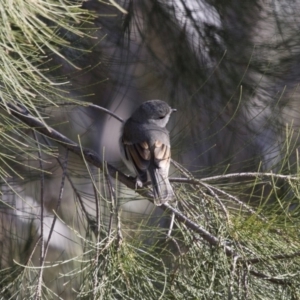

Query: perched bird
left=120, top=100, right=176, bottom=205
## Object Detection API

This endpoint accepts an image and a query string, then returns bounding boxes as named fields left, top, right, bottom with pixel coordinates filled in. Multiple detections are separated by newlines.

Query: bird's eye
left=158, top=114, right=166, bottom=119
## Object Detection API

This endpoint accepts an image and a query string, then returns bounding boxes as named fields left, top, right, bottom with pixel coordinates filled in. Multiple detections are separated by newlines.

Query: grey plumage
left=120, top=100, right=176, bottom=205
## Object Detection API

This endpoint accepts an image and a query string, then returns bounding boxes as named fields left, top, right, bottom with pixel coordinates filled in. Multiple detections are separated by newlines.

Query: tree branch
left=0, top=99, right=297, bottom=286
left=1, top=101, right=236, bottom=250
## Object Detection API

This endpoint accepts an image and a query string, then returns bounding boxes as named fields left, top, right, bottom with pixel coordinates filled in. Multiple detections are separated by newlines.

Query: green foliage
left=1, top=1, right=300, bottom=299
left=0, top=0, right=92, bottom=111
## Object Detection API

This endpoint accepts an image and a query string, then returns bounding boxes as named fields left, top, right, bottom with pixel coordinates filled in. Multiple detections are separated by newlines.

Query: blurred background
left=1, top=0, right=300, bottom=298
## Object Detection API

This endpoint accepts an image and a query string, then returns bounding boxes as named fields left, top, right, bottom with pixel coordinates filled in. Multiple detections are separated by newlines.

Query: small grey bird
left=120, top=100, right=176, bottom=206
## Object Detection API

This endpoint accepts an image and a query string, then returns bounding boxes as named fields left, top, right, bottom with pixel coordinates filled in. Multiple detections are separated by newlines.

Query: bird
left=120, top=100, right=176, bottom=206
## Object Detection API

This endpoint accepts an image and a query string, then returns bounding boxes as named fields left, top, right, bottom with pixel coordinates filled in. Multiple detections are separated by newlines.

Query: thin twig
left=242, top=265, right=250, bottom=299
left=92, top=180, right=101, bottom=299
left=162, top=202, right=238, bottom=257
left=42, top=136, right=97, bottom=233
left=244, top=250, right=300, bottom=264
left=33, top=131, right=45, bottom=300
left=167, top=235, right=183, bottom=256
left=38, top=102, right=124, bottom=123
left=201, top=172, right=299, bottom=182
left=25, top=236, right=42, bottom=267
left=106, top=162, right=115, bottom=239
left=249, top=269, right=290, bottom=285
left=114, top=173, right=123, bottom=249
left=171, top=159, right=194, bottom=179
left=229, top=256, right=238, bottom=300
left=170, top=177, right=266, bottom=220
left=93, top=184, right=101, bottom=237
left=171, top=160, right=230, bottom=222
left=45, top=150, right=69, bottom=254
left=200, top=181, right=231, bottom=223
left=108, top=0, right=128, bottom=14
left=167, top=211, right=175, bottom=238
left=116, top=208, right=123, bottom=250
left=88, top=103, right=124, bottom=123
left=1, top=101, right=135, bottom=190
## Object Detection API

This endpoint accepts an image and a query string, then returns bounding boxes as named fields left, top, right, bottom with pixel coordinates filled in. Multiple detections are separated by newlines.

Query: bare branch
left=245, top=251, right=300, bottom=264
left=0, top=100, right=136, bottom=190
left=201, top=172, right=299, bottom=182
left=170, top=177, right=266, bottom=220
left=42, top=136, right=97, bottom=233
left=162, top=203, right=238, bottom=257
left=88, top=103, right=124, bottom=123
left=249, top=269, right=290, bottom=285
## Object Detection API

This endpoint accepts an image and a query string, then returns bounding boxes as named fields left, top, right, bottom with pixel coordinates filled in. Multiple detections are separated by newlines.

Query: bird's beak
left=172, top=108, right=177, bottom=113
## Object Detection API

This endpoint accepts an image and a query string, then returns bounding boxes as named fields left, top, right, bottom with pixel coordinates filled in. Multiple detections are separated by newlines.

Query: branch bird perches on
left=1, top=98, right=299, bottom=286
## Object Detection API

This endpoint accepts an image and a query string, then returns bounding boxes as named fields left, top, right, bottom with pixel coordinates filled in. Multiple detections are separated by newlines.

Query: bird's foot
left=135, top=178, right=143, bottom=189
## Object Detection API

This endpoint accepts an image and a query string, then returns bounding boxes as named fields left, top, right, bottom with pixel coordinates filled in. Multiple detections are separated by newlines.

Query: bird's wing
left=122, top=137, right=174, bottom=205
left=148, top=140, right=173, bottom=205
left=153, top=140, right=171, bottom=172
left=122, top=138, right=150, bottom=183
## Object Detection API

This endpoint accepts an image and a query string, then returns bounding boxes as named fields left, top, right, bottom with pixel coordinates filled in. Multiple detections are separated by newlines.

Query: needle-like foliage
left=1, top=1, right=300, bottom=300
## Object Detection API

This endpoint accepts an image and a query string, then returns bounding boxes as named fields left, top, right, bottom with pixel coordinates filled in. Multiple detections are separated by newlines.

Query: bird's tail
left=148, top=167, right=174, bottom=206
